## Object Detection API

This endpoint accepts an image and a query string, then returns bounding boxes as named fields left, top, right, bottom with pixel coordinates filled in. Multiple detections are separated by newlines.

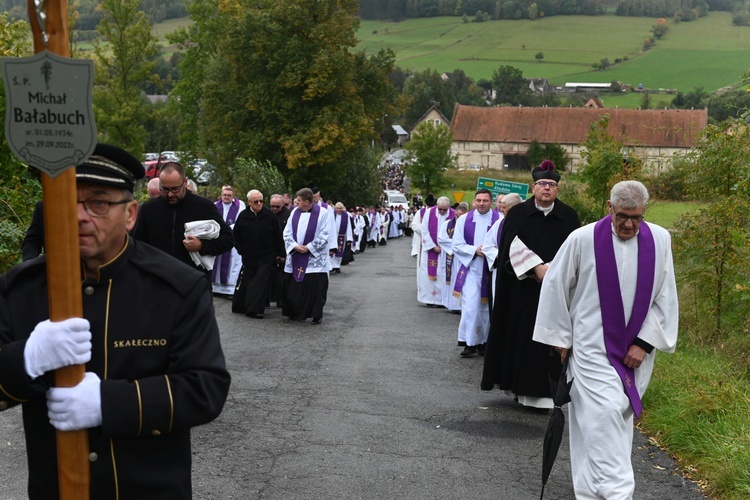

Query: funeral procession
left=3, top=1, right=750, bottom=499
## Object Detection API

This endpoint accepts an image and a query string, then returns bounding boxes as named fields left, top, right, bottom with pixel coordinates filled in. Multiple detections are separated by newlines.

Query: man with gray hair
left=533, top=180, right=678, bottom=499
left=417, top=196, right=454, bottom=306
left=439, top=201, right=469, bottom=312
left=483, top=192, right=523, bottom=304
left=269, top=194, right=291, bottom=308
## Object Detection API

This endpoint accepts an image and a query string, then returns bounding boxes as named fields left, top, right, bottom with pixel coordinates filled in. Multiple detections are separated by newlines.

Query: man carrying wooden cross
left=0, top=144, right=231, bottom=499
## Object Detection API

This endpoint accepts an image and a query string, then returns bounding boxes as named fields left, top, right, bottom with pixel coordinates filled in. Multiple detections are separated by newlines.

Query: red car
left=143, top=160, right=161, bottom=180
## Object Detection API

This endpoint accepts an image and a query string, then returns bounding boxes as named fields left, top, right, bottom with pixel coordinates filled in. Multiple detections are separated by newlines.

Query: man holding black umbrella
left=533, top=181, right=679, bottom=499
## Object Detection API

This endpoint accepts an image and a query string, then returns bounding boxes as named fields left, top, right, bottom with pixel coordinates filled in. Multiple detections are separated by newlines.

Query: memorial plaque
left=2, top=50, right=96, bottom=176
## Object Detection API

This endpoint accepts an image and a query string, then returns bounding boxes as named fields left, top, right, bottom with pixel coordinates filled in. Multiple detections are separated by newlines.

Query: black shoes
left=312, top=318, right=321, bottom=325
left=246, top=313, right=264, bottom=319
left=460, top=346, right=478, bottom=357
left=460, top=344, right=486, bottom=357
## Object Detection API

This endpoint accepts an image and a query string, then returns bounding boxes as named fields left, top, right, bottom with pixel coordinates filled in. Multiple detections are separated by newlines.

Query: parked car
left=458, top=164, right=482, bottom=171
left=192, top=160, right=218, bottom=185
left=143, top=160, right=161, bottom=180
left=160, top=151, right=181, bottom=162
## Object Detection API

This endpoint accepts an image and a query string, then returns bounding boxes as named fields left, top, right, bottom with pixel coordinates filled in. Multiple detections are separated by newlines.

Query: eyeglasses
left=614, top=212, right=645, bottom=224
left=250, top=199, right=263, bottom=204
left=534, top=181, right=558, bottom=188
left=78, top=198, right=131, bottom=217
left=270, top=205, right=282, bottom=209
left=159, top=180, right=184, bottom=194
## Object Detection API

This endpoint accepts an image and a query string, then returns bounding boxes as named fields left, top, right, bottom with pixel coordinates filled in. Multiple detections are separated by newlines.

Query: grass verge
left=641, top=343, right=750, bottom=499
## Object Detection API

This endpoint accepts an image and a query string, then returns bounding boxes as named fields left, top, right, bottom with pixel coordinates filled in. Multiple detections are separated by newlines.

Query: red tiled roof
left=450, top=104, right=708, bottom=148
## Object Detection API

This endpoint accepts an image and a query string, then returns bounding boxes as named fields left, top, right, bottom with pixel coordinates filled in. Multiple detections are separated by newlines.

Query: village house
left=449, top=104, right=708, bottom=172
left=410, top=104, right=451, bottom=135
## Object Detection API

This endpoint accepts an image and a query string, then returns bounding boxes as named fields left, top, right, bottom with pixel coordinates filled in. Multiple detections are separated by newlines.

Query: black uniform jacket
left=21, top=200, right=44, bottom=261
left=481, top=197, right=579, bottom=396
left=234, top=205, right=285, bottom=267
left=0, top=237, right=231, bottom=499
left=133, top=190, right=235, bottom=274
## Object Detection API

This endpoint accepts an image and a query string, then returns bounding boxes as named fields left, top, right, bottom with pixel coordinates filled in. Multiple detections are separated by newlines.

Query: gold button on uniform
left=84, top=286, right=95, bottom=296
left=89, top=452, right=98, bottom=462
left=0, top=401, right=7, bottom=410
left=151, top=429, right=161, bottom=437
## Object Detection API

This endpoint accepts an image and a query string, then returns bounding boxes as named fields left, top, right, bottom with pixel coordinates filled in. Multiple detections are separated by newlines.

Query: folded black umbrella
left=540, top=354, right=573, bottom=500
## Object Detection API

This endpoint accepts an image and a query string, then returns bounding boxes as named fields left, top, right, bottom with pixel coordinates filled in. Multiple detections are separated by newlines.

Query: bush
left=226, top=158, right=289, bottom=204
left=732, top=12, right=750, bottom=26
left=0, top=219, right=25, bottom=273
left=643, top=165, right=690, bottom=201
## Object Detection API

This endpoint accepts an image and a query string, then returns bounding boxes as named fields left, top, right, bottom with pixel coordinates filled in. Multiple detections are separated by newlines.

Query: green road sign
left=476, top=177, right=529, bottom=199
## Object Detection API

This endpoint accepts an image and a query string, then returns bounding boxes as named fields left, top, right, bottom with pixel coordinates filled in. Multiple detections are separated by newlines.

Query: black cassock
left=481, top=197, right=579, bottom=399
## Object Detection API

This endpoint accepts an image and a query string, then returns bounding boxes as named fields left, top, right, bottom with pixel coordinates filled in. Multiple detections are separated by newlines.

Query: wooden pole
left=26, top=0, right=90, bottom=498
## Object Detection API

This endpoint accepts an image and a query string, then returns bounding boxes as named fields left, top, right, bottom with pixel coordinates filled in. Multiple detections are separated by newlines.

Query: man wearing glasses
left=417, top=196, right=455, bottom=307
left=533, top=180, right=678, bottom=499
left=211, top=186, right=246, bottom=298
left=0, top=144, right=230, bottom=498
left=268, top=194, right=292, bottom=308
left=232, top=190, right=285, bottom=319
left=481, top=160, right=579, bottom=409
left=134, top=162, right=234, bottom=279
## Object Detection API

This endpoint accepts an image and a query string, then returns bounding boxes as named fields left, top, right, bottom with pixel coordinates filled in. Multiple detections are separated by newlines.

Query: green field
left=357, top=12, right=749, bottom=96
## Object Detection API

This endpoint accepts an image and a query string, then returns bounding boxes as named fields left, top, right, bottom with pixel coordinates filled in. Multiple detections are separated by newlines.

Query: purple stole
left=335, top=212, right=349, bottom=257
left=211, top=200, right=240, bottom=284
left=290, top=204, right=321, bottom=283
left=426, top=207, right=455, bottom=281
left=594, top=215, right=655, bottom=418
left=497, top=216, right=506, bottom=241
left=444, top=217, right=458, bottom=284
left=453, top=210, right=499, bottom=302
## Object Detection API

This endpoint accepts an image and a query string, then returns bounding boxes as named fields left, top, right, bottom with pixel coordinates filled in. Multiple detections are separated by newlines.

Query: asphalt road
left=0, top=237, right=705, bottom=499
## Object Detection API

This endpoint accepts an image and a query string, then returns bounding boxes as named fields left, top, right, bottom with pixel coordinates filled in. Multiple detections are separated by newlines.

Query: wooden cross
left=27, top=0, right=90, bottom=498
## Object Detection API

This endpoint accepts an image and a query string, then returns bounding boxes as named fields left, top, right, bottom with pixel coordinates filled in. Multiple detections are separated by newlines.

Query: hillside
left=357, top=12, right=748, bottom=98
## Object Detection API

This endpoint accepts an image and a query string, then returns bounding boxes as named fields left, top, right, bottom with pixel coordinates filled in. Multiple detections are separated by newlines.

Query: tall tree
left=0, top=13, right=37, bottom=272
left=167, top=0, right=230, bottom=155
left=199, top=0, right=399, bottom=178
left=673, top=118, right=750, bottom=334
left=578, top=114, right=643, bottom=215
left=402, top=69, right=456, bottom=128
left=404, top=122, right=455, bottom=195
left=491, top=65, right=532, bottom=106
left=93, top=0, right=159, bottom=157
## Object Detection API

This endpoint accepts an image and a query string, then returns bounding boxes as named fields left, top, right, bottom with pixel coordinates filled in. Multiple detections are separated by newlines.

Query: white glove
left=46, top=372, right=102, bottom=431
left=24, top=318, right=92, bottom=379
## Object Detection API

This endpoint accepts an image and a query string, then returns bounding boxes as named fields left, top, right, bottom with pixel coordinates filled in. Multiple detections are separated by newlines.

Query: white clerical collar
left=535, top=201, right=554, bottom=216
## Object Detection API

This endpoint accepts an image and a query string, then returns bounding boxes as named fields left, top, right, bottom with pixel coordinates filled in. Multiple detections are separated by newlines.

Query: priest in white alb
left=452, top=190, right=499, bottom=356
left=417, top=196, right=454, bottom=306
left=533, top=181, right=678, bottom=499
left=439, top=202, right=469, bottom=312
left=482, top=193, right=521, bottom=305
left=283, top=187, right=332, bottom=324
left=211, top=186, right=246, bottom=297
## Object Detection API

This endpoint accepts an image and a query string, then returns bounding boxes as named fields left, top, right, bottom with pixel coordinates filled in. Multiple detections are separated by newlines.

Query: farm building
left=449, top=104, right=708, bottom=172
